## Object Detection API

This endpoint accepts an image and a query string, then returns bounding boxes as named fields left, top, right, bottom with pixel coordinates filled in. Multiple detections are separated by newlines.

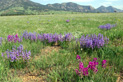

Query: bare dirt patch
left=19, top=74, right=45, bottom=82
left=34, top=46, right=61, bottom=60
left=10, top=67, right=49, bottom=82
left=116, top=75, right=123, bottom=82
left=41, top=46, right=61, bottom=55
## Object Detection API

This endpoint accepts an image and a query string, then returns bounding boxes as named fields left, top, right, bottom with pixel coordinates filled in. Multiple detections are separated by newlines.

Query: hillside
left=97, top=6, right=123, bottom=13
left=0, top=0, right=48, bottom=15
left=0, top=0, right=122, bottom=15
left=46, top=2, right=95, bottom=12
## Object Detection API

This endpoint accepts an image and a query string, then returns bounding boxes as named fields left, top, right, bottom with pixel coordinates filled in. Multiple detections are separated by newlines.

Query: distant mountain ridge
left=0, top=0, right=122, bottom=15
left=46, top=2, right=95, bottom=12
left=97, top=6, right=122, bottom=13
left=47, top=2, right=123, bottom=13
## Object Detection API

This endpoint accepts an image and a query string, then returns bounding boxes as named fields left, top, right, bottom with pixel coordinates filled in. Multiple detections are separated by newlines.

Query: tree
left=114, top=10, right=117, bottom=13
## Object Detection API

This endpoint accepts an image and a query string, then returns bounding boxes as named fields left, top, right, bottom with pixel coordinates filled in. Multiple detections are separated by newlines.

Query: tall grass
left=0, top=13, right=123, bottom=82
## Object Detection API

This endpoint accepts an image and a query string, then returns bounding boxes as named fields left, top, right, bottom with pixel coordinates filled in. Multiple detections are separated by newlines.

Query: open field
left=0, top=13, right=123, bottom=82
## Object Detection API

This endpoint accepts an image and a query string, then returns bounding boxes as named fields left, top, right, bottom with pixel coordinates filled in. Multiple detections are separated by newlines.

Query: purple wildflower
left=7, top=34, right=20, bottom=43
left=1, top=53, right=4, bottom=57
left=75, top=69, right=80, bottom=75
left=93, top=67, right=98, bottom=73
left=63, top=33, right=74, bottom=42
left=102, top=60, right=107, bottom=68
left=79, top=62, right=84, bottom=71
left=66, top=19, right=70, bottom=23
left=76, top=55, right=81, bottom=60
left=93, top=58, right=97, bottom=62
left=88, top=60, right=98, bottom=73
left=98, top=23, right=116, bottom=30
left=82, top=67, right=89, bottom=76
left=1, top=45, right=31, bottom=62
left=75, top=57, right=107, bottom=77
left=7, top=35, right=13, bottom=42
left=22, top=31, right=74, bottom=44
left=78, top=34, right=109, bottom=49
left=88, top=61, right=95, bottom=70
left=22, top=31, right=29, bottom=39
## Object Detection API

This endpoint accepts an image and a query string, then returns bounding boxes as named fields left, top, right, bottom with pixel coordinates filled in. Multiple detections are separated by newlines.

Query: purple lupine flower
left=66, top=19, right=70, bottom=23
left=75, top=57, right=107, bottom=77
left=37, top=34, right=45, bottom=41
left=6, top=49, right=10, bottom=59
left=22, top=31, right=29, bottom=39
left=52, top=33, right=61, bottom=42
left=10, top=53, right=17, bottom=62
left=58, top=34, right=63, bottom=42
left=63, top=33, right=74, bottom=42
left=7, top=34, right=21, bottom=43
left=75, top=69, right=80, bottom=75
left=98, top=23, right=116, bottom=30
left=88, top=61, right=95, bottom=70
left=93, top=58, right=97, bottom=62
left=76, top=55, right=81, bottom=60
left=18, top=36, right=23, bottom=42
left=15, top=34, right=18, bottom=38
left=93, top=67, right=98, bottom=73
left=88, top=60, right=98, bottom=73
left=102, top=60, right=107, bottom=68
left=28, top=32, right=37, bottom=41
left=47, top=34, right=54, bottom=43
left=1, top=53, right=4, bottom=57
left=75, top=62, right=89, bottom=76
left=82, top=67, right=89, bottom=76
left=22, top=31, right=37, bottom=41
left=14, top=34, right=20, bottom=43
left=79, top=62, right=84, bottom=71
left=79, top=34, right=108, bottom=49
left=25, top=50, right=31, bottom=60
left=1, top=45, right=31, bottom=62
left=93, top=58, right=98, bottom=66
left=7, top=35, right=13, bottom=42
left=22, top=31, right=75, bottom=44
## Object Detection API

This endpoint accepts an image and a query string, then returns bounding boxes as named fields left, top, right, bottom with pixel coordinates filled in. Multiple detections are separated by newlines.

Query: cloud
left=105, top=0, right=119, bottom=1
left=62, top=0, right=94, bottom=2
left=100, top=2, right=112, bottom=6
left=114, top=5, right=123, bottom=10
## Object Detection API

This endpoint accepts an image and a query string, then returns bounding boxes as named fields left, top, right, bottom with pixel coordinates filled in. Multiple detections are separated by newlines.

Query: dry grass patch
left=33, top=46, right=61, bottom=60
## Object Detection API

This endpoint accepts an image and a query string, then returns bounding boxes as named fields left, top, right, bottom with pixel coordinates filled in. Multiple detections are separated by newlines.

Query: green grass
left=0, top=13, right=123, bottom=82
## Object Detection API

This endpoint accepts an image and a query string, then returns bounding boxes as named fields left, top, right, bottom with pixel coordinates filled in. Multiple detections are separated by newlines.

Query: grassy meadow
left=0, top=13, right=123, bottom=82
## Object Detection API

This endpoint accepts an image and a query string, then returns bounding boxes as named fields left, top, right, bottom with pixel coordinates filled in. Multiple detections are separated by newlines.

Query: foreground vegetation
left=0, top=13, right=123, bottom=82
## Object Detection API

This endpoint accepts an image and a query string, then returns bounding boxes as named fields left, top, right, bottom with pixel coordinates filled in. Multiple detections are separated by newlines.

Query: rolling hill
left=0, top=0, right=122, bottom=15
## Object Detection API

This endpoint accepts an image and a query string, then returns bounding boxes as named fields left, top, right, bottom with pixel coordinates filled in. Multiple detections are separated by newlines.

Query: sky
left=31, top=0, right=123, bottom=10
